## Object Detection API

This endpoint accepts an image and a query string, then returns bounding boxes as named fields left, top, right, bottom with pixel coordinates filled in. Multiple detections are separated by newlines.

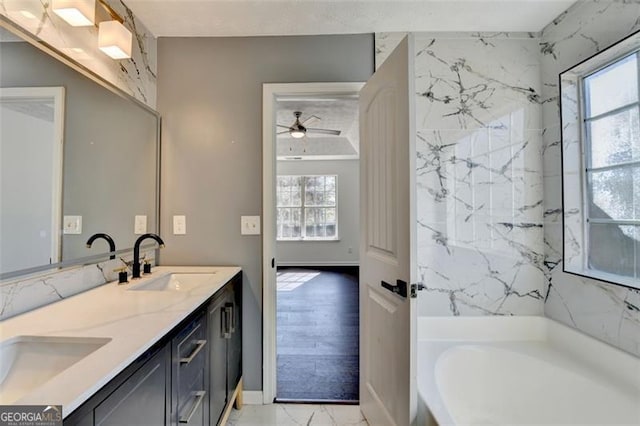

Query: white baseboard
left=243, top=391, right=264, bottom=405
left=277, top=261, right=359, bottom=267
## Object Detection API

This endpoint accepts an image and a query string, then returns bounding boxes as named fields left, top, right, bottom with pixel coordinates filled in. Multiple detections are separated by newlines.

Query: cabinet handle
left=221, top=307, right=230, bottom=339
left=180, top=340, right=207, bottom=364
left=179, top=390, right=206, bottom=424
left=225, top=302, right=235, bottom=333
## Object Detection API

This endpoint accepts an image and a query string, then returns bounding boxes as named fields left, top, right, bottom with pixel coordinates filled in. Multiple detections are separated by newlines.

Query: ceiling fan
left=277, top=111, right=341, bottom=139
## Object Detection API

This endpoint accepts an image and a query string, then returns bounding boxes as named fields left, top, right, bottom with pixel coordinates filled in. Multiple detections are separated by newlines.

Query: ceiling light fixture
left=290, top=129, right=306, bottom=139
left=52, top=0, right=95, bottom=26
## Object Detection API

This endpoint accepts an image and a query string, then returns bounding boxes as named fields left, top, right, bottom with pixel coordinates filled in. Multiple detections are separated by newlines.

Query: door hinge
left=411, top=283, right=426, bottom=298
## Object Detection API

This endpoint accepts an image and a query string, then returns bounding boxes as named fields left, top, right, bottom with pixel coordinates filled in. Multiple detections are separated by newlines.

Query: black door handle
left=381, top=279, right=407, bottom=298
left=271, top=258, right=275, bottom=268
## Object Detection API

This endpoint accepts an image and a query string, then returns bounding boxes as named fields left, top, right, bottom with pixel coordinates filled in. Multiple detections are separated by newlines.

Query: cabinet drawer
left=176, top=319, right=207, bottom=362
left=177, top=368, right=206, bottom=425
left=175, top=318, right=207, bottom=384
left=172, top=313, right=208, bottom=426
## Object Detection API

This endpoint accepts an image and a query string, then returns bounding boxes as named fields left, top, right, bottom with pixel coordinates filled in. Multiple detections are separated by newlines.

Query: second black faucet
left=132, top=233, right=165, bottom=279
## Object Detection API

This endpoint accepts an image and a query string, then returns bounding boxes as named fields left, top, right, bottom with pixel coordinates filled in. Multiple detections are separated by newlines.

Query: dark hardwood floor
left=276, top=268, right=359, bottom=402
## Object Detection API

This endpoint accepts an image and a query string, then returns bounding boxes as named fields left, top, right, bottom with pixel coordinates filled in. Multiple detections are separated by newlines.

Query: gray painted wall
left=157, top=34, right=374, bottom=391
left=276, top=159, right=359, bottom=266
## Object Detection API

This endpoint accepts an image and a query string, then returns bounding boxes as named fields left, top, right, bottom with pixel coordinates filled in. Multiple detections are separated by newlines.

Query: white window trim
left=276, top=174, right=339, bottom=241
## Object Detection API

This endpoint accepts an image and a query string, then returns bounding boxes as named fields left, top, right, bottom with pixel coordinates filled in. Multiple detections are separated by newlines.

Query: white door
left=359, top=36, right=417, bottom=425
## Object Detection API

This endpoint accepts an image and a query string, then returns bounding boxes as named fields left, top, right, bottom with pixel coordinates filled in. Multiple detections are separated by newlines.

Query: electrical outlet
left=134, top=215, right=147, bottom=235
left=63, top=215, right=82, bottom=234
left=241, top=216, right=260, bottom=235
left=173, top=215, right=186, bottom=235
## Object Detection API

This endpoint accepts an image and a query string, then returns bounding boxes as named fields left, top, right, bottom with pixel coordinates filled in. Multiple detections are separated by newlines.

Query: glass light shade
left=52, top=0, right=95, bottom=26
left=290, top=130, right=305, bottom=139
left=98, top=21, right=132, bottom=59
left=4, top=0, right=45, bottom=28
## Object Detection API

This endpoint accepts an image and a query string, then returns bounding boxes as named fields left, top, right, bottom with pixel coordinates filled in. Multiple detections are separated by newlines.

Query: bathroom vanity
left=0, top=266, right=242, bottom=426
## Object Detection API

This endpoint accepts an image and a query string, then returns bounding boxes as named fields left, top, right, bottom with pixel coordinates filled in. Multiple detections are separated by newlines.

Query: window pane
left=589, top=107, right=640, bottom=168
left=589, top=167, right=640, bottom=220
left=585, top=53, right=638, bottom=118
left=292, top=187, right=302, bottom=206
left=588, top=223, right=639, bottom=278
left=327, top=191, right=336, bottom=206
left=325, top=208, right=336, bottom=237
left=326, top=176, right=336, bottom=191
left=281, top=189, right=291, bottom=206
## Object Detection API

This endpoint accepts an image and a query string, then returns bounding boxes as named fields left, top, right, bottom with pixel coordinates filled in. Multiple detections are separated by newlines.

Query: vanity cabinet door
left=226, top=276, right=242, bottom=397
left=93, top=345, right=169, bottom=426
left=208, top=291, right=230, bottom=425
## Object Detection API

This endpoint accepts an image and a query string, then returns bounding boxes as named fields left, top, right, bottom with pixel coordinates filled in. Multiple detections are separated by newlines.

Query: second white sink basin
left=127, top=273, right=217, bottom=291
left=0, top=335, right=111, bottom=404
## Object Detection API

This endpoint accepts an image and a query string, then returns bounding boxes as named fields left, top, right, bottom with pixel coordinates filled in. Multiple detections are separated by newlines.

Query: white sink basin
left=127, top=273, right=217, bottom=291
left=0, top=336, right=111, bottom=404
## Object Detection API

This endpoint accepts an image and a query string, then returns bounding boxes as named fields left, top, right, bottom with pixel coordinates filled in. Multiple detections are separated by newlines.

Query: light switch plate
left=63, top=215, right=82, bottom=234
left=241, top=215, right=260, bottom=235
left=134, top=215, right=147, bottom=235
left=173, top=215, right=186, bottom=235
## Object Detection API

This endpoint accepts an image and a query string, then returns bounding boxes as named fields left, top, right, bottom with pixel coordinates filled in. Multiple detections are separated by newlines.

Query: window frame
left=276, top=174, right=339, bottom=241
left=560, top=29, right=640, bottom=290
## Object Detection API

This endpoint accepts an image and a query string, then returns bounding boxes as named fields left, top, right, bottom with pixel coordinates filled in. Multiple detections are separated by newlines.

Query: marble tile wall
left=0, top=0, right=156, bottom=107
left=0, top=250, right=156, bottom=320
left=540, top=0, right=640, bottom=356
left=377, top=32, right=546, bottom=316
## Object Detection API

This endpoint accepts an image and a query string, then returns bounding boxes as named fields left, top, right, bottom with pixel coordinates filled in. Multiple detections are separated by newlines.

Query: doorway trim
left=262, top=82, right=364, bottom=404
left=0, top=86, right=65, bottom=269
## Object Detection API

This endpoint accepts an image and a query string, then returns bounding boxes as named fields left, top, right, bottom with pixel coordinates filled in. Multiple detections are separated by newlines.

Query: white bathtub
left=417, top=317, right=640, bottom=426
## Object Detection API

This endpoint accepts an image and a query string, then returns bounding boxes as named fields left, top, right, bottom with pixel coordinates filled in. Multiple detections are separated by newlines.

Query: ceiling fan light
left=290, top=130, right=305, bottom=139
left=52, top=0, right=95, bottom=26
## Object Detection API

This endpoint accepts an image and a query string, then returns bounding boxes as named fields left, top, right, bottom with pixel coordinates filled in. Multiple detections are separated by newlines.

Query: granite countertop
left=0, top=266, right=241, bottom=417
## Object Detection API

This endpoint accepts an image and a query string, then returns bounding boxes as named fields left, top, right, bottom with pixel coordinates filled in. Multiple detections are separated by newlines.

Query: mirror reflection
left=0, top=26, right=158, bottom=277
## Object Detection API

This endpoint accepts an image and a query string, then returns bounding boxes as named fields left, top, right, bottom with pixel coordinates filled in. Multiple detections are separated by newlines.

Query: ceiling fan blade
left=277, top=130, right=290, bottom=135
left=277, top=124, right=290, bottom=129
left=306, top=128, right=341, bottom=136
left=301, top=115, right=321, bottom=126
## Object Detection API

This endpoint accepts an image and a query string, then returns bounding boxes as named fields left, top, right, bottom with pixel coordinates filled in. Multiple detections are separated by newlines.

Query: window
left=582, top=51, right=640, bottom=282
left=561, top=33, right=640, bottom=289
left=582, top=52, right=640, bottom=282
left=277, top=175, right=337, bottom=240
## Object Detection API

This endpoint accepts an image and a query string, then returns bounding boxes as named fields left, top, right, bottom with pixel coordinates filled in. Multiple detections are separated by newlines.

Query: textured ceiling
left=276, top=95, right=359, bottom=158
left=125, top=0, right=576, bottom=37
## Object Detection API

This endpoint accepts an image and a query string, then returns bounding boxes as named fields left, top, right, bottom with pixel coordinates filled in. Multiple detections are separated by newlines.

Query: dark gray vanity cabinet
left=94, top=345, right=170, bottom=426
left=208, top=291, right=229, bottom=425
left=209, top=273, right=242, bottom=425
left=64, top=273, right=242, bottom=426
left=67, top=343, right=172, bottom=426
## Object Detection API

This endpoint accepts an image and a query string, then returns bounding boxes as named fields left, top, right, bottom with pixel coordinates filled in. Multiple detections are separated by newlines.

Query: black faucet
left=132, top=233, right=165, bottom=279
left=86, top=233, right=116, bottom=260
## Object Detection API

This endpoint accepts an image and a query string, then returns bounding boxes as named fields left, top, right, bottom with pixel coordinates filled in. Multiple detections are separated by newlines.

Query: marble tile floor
left=227, top=404, right=368, bottom=426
